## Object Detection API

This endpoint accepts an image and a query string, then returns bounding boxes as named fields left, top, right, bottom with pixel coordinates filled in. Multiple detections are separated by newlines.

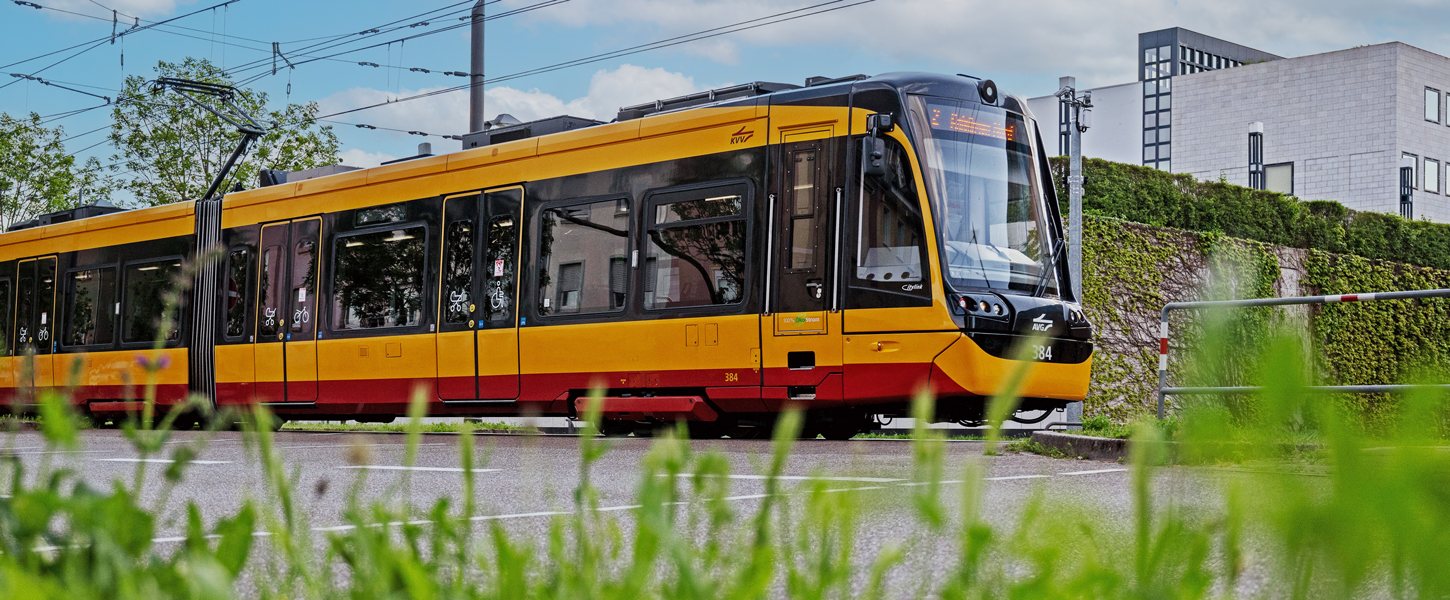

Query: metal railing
left=1156, top=288, right=1450, bottom=418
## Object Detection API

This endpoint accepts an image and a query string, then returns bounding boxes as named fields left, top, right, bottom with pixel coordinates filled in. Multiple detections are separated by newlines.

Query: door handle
left=805, top=281, right=823, bottom=299
left=872, top=341, right=901, bottom=353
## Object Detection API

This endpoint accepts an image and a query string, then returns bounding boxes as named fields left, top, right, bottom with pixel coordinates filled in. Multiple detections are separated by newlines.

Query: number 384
left=1032, top=345, right=1053, bottom=361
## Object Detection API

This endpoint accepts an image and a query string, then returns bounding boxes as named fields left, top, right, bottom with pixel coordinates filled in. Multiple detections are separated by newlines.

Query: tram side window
left=332, top=226, right=428, bottom=330
left=122, top=261, right=182, bottom=343
left=225, top=249, right=250, bottom=339
left=644, top=189, right=747, bottom=310
left=537, top=199, right=630, bottom=316
left=852, top=138, right=930, bottom=303
left=442, top=219, right=474, bottom=326
left=68, top=267, right=116, bottom=346
left=0, top=279, right=10, bottom=355
left=481, top=214, right=516, bottom=325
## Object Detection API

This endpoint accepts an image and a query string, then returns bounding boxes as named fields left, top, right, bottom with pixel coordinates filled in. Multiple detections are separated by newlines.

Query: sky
left=3, top=0, right=1450, bottom=177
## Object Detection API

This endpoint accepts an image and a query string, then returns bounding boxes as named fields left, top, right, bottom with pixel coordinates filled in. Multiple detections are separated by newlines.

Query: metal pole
left=1058, top=76, right=1084, bottom=304
left=469, top=0, right=487, bottom=133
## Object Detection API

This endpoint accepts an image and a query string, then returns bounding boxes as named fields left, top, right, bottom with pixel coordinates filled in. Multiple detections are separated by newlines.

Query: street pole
left=468, top=0, right=487, bottom=133
left=1055, top=77, right=1091, bottom=429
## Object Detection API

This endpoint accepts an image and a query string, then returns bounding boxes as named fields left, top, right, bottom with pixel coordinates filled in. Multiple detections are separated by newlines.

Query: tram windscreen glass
left=907, top=96, right=1057, bottom=295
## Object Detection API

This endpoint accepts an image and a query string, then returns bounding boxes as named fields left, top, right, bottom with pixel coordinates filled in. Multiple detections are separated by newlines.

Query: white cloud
left=495, top=0, right=1438, bottom=88
left=43, top=0, right=193, bottom=20
left=338, top=148, right=398, bottom=169
left=317, top=63, right=708, bottom=141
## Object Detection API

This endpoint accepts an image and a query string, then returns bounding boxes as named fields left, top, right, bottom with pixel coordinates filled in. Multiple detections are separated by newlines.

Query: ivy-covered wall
left=1051, top=157, right=1450, bottom=270
left=1080, top=215, right=1450, bottom=421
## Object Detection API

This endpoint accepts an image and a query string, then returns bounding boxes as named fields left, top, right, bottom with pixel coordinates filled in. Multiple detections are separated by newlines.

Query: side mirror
left=861, top=136, right=886, bottom=176
left=866, top=113, right=895, bottom=133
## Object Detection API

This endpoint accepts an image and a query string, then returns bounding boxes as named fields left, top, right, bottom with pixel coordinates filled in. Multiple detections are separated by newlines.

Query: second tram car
left=0, top=72, right=1092, bottom=438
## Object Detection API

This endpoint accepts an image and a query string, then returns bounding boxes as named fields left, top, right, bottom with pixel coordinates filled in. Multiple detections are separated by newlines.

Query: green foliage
left=1051, top=157, right=1450, bottom=270
left=0, top=111, right=113, bottom=229
left=108, top=58, right=339, bottom=207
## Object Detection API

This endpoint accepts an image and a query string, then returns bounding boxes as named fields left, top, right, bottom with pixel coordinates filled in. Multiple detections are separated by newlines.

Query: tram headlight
left=979, top=300, right=991, bottom=313
left=992, top=303, right=1004, bottom=315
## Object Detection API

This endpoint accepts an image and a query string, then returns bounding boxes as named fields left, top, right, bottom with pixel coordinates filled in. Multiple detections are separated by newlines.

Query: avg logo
left=730, top=125, right=754, bottom=144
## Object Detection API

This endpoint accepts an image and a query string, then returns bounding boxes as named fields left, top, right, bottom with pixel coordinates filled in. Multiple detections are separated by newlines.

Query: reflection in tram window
left=482, top=215, right=517, bottom=324
left=123, top=261, right=181, bottom=343
left=646, top=192, right=746, bottom=309
left=332, top=226, right=427, bottom=329
left=856, top=139, right=926, bottom=285
left=68, top=267, right=116, bottom=346
left=537, top=199, right=629, bottom=316
left=0, top=280, right=10, bottom=355
left=224, top=250, right=249, bottom=339
left=442, top=219, right=474, bottom=325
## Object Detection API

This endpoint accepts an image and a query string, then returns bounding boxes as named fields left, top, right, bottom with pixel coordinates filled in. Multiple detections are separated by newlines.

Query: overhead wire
left=315, top=0, right=878, bottom=125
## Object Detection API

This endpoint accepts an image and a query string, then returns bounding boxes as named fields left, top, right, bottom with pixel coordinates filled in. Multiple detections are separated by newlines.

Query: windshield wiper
left=1031, top=238, right=1064, bottom=298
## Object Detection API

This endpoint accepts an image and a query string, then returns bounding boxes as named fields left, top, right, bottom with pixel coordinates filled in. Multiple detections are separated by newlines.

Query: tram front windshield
left=906, top=95, right=1058, bottom=296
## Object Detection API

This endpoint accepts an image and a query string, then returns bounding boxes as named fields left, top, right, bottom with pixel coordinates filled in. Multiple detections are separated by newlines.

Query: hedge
left=1049, top=157, right=1450, bottom=270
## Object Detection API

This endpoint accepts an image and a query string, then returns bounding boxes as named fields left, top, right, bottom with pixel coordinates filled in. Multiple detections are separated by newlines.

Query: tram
left=0, top=72, right=1092, bottom=438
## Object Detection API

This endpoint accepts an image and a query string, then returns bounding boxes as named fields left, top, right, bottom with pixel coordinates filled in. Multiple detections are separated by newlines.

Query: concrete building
left=1027, top=29, right=1450, bottom=223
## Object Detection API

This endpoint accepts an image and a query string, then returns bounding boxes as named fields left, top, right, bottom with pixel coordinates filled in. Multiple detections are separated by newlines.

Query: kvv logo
left=730, top=126, right=754, bottom=144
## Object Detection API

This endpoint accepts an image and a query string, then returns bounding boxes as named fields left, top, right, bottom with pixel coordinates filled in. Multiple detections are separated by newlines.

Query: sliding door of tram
left=762, top=128, right=844, bottom=401
left=436, top=187, right=522, bottom=401
left=12, top=257, right=57, bottom=392
left=254, top=218, right=321, bottom=403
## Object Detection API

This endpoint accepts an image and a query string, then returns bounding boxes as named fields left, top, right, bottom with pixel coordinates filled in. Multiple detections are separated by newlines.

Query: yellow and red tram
left=0, top=72, right=1092, bottom=438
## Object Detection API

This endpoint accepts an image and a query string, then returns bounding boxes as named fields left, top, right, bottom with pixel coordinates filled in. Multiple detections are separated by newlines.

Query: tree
left=0, top=112, right=112, bottom=230
left=109, top=58, right=340, bottom=207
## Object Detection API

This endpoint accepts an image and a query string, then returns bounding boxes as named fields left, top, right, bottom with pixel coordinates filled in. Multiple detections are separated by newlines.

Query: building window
left=1144, top=113, right=1157, bottom=129
left=1159, top=126, right=1171, bottom=142
left=1160, top=94, right=1171, bottom=109
left=1427, top=159, right=1441, bottom=194
left=1144, top=146, right=1157, bottom=161
left=1427, top=88, right=1441, bottom=123
left=1144, top=47, right=1156, bottom=64
left=1144, top=80, right=1156, bottom=95
left=1404, top=153, right=1418, bottom=189
left=1265, top=162, right=1294, bottom=195
left=1144, top=129, right=1157, bottom=145
left=1144, top=96, right=1157, bottom=112
left=1159, top=160, right=1171, bottom=172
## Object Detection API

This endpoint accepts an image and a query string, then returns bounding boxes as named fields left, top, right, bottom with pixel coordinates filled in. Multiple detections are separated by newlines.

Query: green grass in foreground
left=280, top=420, right=528, bottom=433
left=2, top=312, right=1450, bottom=598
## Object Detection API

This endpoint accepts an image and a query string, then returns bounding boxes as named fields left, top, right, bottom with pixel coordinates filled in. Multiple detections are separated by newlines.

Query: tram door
left=762, top=129, right=844, bottom=400
left=436, top=187, right=521, bottom=401
left=254, top=218, right=321, bottom=403
left=12, top=257, right=57, bottom=393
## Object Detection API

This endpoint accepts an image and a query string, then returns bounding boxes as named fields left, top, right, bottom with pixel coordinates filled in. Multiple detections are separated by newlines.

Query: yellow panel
left=54, top=348, right=189, bottom=388
left=367, top=154, right=449, bottom=185
left=446, top=138, right=539, bottom=171
left=638, top=106, right=759, bottom=139
left=934, top=335, right=1092, bottom=401
left=0, top=357, right=13, bottom=389
left=844, top=305, right=956, bottom=334
left=286, top=339, right=318, bottom=382
left=767, top=106, right=851, bottom=143
left=519, top=315, right=757, bottom=375
left=317, top=333, right=437, bottom=382
left=760, top=312, right=843, bottom=370
left=437, top=331, right=475, bottom=380
left=255, top=343, right=284, bottom=384
left=477, top=328, right=518, bottom=378
left=843, top=332, right=959, bottom=366
left=292, top=168, right=369, bottom=196
left=536, top=120, right=640, bottom=156
left=216, top=344, right=254, bottom=384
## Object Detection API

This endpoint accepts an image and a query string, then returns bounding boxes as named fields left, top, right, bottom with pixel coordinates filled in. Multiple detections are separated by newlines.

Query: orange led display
left=928, top=107, right=1016, bottom=141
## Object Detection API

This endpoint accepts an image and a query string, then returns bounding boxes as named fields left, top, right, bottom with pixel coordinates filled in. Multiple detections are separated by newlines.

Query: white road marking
left=983, top=475, right=1053, bottom=481
left=470, top=511, right=569, bottom=522
left=337, top=465, right=499, bottom=473
left=1058, top=468, right=1128, bottom=476
left=280, top=443, right=448, bottom=450
left=675, top=473, right=904, bottom=483
left=597, top=504, right=643, bottom=512
left=96, top=458, right=231, bottom=465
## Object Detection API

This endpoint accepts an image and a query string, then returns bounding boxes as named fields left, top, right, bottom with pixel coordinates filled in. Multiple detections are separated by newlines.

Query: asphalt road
left=0, top=428, right=1240, bottom=591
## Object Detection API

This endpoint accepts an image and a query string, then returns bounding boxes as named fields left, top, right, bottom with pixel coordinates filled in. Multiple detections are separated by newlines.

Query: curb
left=1030, top=431, right=1128, bottom=461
